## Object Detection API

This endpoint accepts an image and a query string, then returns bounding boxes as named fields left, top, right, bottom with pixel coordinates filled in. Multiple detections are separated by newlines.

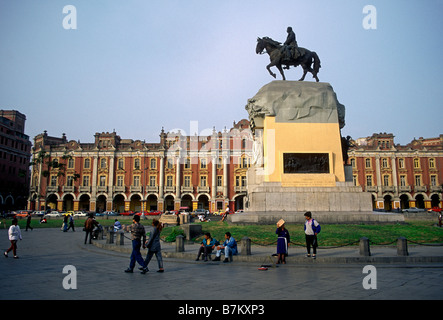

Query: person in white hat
left=275, top=219, right=290, bottom=264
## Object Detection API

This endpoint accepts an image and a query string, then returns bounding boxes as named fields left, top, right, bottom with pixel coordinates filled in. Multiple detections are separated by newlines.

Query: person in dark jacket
left=276, top=219, right=290, bottom=264
left=125, top=215, right=147, bottom=273
left=84, top=214, right=98, bottom=244
left=142, top=219, right=164, bottom=273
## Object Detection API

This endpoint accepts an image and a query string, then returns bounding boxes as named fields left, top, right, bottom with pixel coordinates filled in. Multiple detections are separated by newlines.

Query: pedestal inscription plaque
left=283, top=153, right=329, bottom=174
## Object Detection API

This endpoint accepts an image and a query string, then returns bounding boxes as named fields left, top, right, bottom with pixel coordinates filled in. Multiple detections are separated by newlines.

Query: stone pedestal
left=240, top=81, right=374, bottom=223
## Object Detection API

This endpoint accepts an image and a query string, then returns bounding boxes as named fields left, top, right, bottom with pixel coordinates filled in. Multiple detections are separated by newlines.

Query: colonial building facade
left=28, top=120, right=253, bottom=213
left=28, top=122, right=443, bottom=213
left=348, top=133, right=443, bottom=210
left=0, top=110, right=32, bottom=211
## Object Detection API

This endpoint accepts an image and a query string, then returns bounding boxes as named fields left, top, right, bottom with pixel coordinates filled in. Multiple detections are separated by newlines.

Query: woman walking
left=4, top=218, right=22, bottom=259
left=142, top=219, right=164, bottom=273
left=275, top=219, right=290, bottom=264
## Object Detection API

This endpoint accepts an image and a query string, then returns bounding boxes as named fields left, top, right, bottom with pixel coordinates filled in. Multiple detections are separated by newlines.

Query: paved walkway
left=1, top=228, right=442, bottom=302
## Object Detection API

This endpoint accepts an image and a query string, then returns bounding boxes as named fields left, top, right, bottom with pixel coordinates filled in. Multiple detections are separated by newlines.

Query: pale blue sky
left=0, top=0, right=442, bottom=145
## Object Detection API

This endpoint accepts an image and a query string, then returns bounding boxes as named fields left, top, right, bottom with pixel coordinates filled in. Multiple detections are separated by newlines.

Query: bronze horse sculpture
left=256, top=37, right=321, bottom=82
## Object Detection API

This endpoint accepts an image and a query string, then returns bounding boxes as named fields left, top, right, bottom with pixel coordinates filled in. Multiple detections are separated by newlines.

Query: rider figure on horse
left=281, top=26, right=299, bottom=69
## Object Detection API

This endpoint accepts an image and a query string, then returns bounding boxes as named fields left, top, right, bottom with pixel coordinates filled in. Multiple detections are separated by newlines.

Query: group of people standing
left=275, top=211, right=321, bottom=263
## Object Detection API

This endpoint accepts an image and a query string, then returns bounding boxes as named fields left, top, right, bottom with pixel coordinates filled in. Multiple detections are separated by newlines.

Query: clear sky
left=0, top=0, right=442, bottom=146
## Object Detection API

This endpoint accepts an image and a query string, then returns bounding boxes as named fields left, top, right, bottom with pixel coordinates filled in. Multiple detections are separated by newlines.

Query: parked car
left=104, top=211, right=119, bottom=216
left=134, top=211, right=148, bottom=217
left=32, top=211, right=46, bottom=217
left=15, top=211, right=32, bottom=218
left=74, top=211, right=87, bottom=217
left=120, top=211, right=134, bottom=216
left=45, top=211, right=61, bottom=217
left=428, top=207, right=442, bottom=213
left=402, top=207, right=426, bottom=213
left=148, top=210, right=162, bottom=216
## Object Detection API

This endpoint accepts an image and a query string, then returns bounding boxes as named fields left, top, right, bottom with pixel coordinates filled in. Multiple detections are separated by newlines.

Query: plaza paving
left=0, top=227, right=442, bottom=302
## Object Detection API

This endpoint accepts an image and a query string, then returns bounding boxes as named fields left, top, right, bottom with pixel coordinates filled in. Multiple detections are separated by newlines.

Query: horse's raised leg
left=276, top=64, right=286, bottom=81
left=266, top=63, right=276, bottom=79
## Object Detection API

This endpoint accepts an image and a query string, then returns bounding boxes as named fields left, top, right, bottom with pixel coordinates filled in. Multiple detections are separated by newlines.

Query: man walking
left=124, top=215, right=148, bottom=273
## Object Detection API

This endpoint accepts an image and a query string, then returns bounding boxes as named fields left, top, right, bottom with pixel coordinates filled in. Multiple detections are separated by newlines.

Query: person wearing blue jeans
left=124, top=215, right=147, bottom=273
left=214, top=232, right=237, bottom=263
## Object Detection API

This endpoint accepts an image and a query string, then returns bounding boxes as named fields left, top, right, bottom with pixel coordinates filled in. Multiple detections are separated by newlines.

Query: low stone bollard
left=181, top=224, right=202, bottom=240
left=240, top=237, right=251, bottom=255
left=106, top=231, right=115, bottom=244
left=176, top=235, right=185, bottom=252
left=397, top=237, right=408, bottom=256
left=115, top=232, right=125, bottom=246
left=359, top=237, right=371, bottom=256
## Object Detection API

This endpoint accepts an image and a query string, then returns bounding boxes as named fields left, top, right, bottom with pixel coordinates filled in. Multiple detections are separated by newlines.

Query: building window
left=430, top=175, right=437, bottom=186
left=366, top=175, right=373, bottom=187
left=50, top=175, right=57, bottom=186
left=398, top=158, right=405, bottom=169
left=184, top=175, right=191, bottom=187
left=383, top=175, right=390, bottom=186
left=381, top=158, right=388, bottom=168
left=117, top=175, right=124, bottom=187
left=184, top=158, right=191, bottom=169
left=217, top=157, right=223, bottom=169
left=217, top=175, right=223, bottom=187
left=429, top=158, right=435, bottom=169
left=149, top=176, right=156, bottom=187
left=242, top=156, right=251, bottom=168
left=133, top=175, right=140, bottom=186
left=68, top=158, right=74, bottom=169
left=350, top=158, right=356, bottom=168
left=414, top=175, right=421, bottom=186
left=200, top=175, right=207, bottom=187
left=84, top=158, right=90, bottom=169
left=82, top=175, right=89, bottom=187
left=118, top=158, right=124, bottom=170
left=100, top=158, right=107, bottom=168
left=167, top=159, right=174, bottom=169
left=166, top=175, right=173, bottom=187
left=134, top=158, right=140, bottom=170
left=200, top=158, right=207, bottom=169
left=365, top=158, right=371, bottom=168
left=413, top=158, right=420, bottom=169
left=99, top=175, right=106, bottom=186
left=150, top=158, right=156, bottom=169
left=400, top=175, right=406, bottom=187
left=241, top=176, right=247, bottom=187
left=67, top=175, right=74, bottom=186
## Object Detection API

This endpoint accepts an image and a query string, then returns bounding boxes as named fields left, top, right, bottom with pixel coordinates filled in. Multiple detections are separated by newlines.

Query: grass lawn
left=4, top=217, right=442, bottom=247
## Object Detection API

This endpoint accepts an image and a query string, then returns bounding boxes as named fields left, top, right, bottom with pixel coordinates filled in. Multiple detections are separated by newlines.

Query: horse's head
left=256, top=37, right=265, bottom=54
left=256, top=37, right=281, bottom=54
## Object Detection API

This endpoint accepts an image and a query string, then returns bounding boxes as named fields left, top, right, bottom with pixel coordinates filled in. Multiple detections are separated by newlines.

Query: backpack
left=313, top=219, right=321, bottom=234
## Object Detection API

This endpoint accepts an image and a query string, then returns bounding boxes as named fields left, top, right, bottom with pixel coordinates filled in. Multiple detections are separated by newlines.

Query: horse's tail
left=312, top=52, right=321, bottom=73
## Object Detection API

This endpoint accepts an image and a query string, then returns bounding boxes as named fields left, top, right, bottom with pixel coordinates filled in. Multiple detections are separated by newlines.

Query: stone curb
left=92, top=241, right=443, bottom=265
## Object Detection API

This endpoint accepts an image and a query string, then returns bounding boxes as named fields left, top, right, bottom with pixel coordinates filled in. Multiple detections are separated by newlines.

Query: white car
left=74, top=211, right=87, bottom=217
left=45, top=211, right=61, bottom=217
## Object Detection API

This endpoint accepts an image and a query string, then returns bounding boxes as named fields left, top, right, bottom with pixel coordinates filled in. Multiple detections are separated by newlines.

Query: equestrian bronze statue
left=256, top=35, right=321, bottom=82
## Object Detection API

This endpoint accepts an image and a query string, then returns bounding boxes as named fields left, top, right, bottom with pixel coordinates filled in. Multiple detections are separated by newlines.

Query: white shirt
left=8, top=225, right=22, bottom=241
left=304, top=219, right=319, bottom=235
